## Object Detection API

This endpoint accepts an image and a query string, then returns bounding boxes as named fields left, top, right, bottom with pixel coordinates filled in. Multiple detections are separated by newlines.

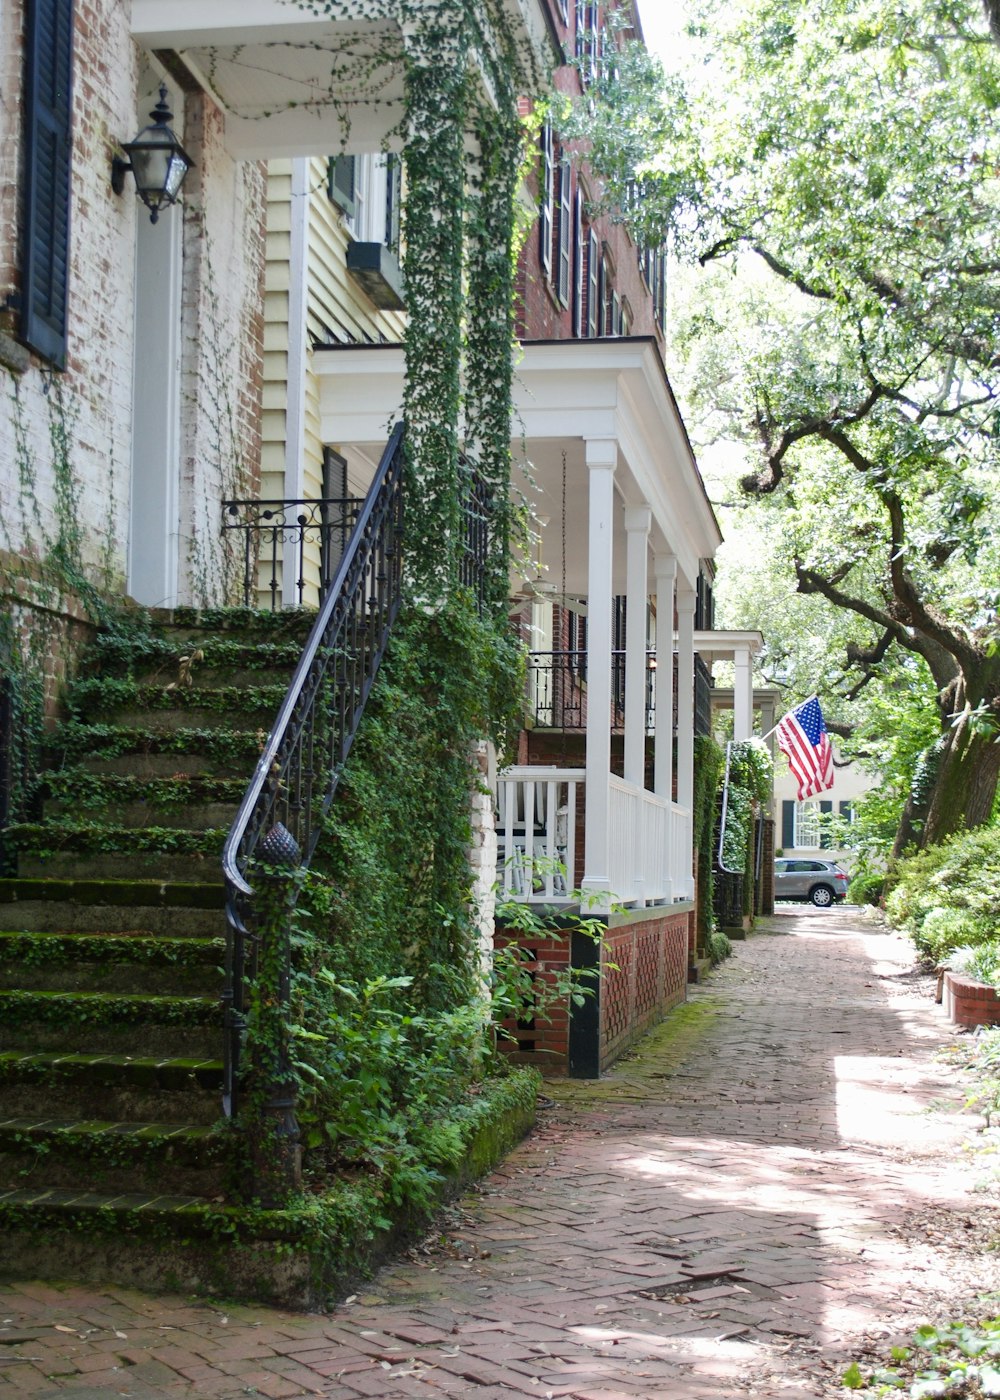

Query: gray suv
left=774, top=858, right=849, bottom=907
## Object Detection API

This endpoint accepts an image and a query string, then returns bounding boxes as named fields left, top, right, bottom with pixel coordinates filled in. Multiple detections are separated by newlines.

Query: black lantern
left=111, top=86, right=193, bottom=224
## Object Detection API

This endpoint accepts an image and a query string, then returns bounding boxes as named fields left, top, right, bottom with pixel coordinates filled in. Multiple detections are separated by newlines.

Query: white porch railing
left=496, top=768, right=583, bottom=901
left=497, top=767, right=694, bottom=906
left=670, top=800, right=694, bottom=901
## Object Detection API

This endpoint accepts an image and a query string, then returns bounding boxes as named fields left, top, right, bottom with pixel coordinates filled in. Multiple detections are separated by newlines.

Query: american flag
left=776, top=697, right=834, bottom=800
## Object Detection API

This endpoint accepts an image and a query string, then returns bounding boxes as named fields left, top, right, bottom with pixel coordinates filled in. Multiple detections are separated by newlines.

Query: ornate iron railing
left=220, top=424, right=404, bottom=1136
left=222, top=496, right=365, bottom=610
left=526, top=649, right=655, bottom=730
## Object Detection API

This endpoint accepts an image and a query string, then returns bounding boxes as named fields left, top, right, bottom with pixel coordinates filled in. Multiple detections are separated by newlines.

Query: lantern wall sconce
left=111, top=85, right=193, bottom=224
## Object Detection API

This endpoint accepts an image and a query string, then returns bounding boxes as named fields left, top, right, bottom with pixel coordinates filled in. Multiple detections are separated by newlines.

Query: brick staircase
left=0, top=608, right=325, bottom=1301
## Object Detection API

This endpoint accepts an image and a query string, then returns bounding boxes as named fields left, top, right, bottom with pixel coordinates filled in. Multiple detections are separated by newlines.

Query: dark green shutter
left=819, top=799, right=833, bottom=849
left=22, top=0, right=74, bottom=369
left=781, top=800, right=794, bottom=850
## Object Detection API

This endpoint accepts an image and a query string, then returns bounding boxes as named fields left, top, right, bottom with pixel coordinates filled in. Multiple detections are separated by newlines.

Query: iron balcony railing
left=526, top=647, right=715, bottom=737
left=222, top=496, right=365, bottom=610
left=526, top=649, right=656, bottom=731
left=221, top=424, right=405, bottom=1125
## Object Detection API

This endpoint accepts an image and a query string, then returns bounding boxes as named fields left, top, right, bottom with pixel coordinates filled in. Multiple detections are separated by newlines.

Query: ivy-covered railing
left=220, top=424, right=404, bottom=1195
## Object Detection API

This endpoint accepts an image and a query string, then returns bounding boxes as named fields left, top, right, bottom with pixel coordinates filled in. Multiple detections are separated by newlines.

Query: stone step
left=8, top=822, right=228, bottom=883
left=54, top=723, right=267, bottom=775
left=0, top=989, right=220, bottom=1057
left=44, top=799, right=237, bottom=833
left=0, top=930, right=224, bottom=995
left=0, top=1116, right=238, bottom=1195
left=86, top=631, right=303, bottom=684
left=0, top=879, right=224, bottom=936
left=0, top=1187, right=319, bottom=1307
left=67, top=680, right=288, bottom=728
left=0, top=1052, right=223, bottom=1125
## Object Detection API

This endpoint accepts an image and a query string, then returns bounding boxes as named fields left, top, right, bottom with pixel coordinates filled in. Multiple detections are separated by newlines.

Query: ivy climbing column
left=401, top=4, right=470, bottom=605
left=464, top=100, right=522, bottom=619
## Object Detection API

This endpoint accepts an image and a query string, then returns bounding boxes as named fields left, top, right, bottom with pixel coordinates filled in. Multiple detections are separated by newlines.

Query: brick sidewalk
left=2, top=909, right=997, bottom=1398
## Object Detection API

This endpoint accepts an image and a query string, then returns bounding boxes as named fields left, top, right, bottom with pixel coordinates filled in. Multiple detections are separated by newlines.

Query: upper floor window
left=539, top=123, right=554, bottom=278
left=575, top=0, right=600, bottom=86
left=555, top=157, right=571, bottom=307
left=572, top=192, right=585, bottom=337
left=21, top=0, right=75, bottom=369
left=586, top=229, right=600, bottom=337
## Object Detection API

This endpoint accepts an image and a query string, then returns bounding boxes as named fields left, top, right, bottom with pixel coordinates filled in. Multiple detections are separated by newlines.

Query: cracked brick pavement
left=3, top=907, right=999, bottom=1398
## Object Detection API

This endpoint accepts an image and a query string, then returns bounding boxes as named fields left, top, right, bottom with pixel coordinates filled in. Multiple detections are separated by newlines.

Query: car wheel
left=810, top=885, right=834, bottom=908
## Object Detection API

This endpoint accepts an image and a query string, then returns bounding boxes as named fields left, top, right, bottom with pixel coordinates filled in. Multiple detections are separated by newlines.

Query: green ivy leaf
left=842, top=1361, right=865, bottom=1389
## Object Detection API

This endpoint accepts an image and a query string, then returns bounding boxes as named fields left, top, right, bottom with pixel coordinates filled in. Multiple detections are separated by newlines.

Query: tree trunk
left=919, top=711, right=1000, bottom=849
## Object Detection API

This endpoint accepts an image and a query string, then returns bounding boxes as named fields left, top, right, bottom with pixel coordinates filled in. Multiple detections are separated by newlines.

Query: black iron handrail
left=220, top=424, right=405, bottom=1123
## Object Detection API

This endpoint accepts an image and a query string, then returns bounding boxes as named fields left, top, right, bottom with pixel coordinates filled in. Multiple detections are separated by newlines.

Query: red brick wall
left=494, top=906, right=692, bottom=1076
left=493, top=925, right=573, bottom=1071
left=599, top=911, right=690, bottom=1073
left=517, top=1, right=665, bottom=348
left=943, top=972, right=1000, bottom=1030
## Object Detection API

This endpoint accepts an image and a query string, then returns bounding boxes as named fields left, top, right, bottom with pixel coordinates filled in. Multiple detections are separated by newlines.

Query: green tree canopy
left=570, top=0, right=1000, bottom=853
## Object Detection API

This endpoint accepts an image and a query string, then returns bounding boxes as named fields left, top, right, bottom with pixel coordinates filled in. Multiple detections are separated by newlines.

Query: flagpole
left=759, top=693, right=817, bottom=745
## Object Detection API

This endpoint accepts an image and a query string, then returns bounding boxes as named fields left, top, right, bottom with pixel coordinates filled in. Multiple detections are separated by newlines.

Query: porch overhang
left=312, top=337, right=723, bottom=592
left=132, top=0, right=559, bottom=159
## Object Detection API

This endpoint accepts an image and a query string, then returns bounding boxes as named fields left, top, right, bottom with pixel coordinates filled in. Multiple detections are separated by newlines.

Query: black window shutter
left=22, top=0, right=74, bottom=369
left=819, top=799, right=833, bottom=848
left=781, top=800, right=795, bottom=850
left=328, top=155, right=356, bottom=217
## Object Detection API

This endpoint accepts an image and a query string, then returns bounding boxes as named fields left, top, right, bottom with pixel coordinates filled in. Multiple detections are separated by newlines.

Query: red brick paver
left=1, top=909, right=995, bottom=1398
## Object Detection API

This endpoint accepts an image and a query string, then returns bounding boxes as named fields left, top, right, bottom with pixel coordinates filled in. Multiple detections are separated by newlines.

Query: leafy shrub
left=707, top=930, right=732, bottom=965
left=884, top=824, right=1000, bottom=960
left=943, top=941, right=1000, bottom=987
left=847, top=868, right=884, bottom=907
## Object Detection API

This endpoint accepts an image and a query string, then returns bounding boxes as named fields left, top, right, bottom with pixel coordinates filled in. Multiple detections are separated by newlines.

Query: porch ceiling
left=312, top=337, right=722, bottom=594
left=132, top=3, right=405, bottom=157
left=132, top=0, right=560, bottom=160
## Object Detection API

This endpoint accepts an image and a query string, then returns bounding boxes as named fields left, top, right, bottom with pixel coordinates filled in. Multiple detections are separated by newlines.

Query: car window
left=807, top=862, right=829, bottom=872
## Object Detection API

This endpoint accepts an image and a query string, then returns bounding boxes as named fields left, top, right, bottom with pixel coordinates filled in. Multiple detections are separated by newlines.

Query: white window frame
left=793, top=800, right=822, bottom=848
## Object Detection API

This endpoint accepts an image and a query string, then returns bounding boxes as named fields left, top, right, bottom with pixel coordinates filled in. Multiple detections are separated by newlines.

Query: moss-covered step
left=0, top=989, right=220, bottom=1056
left=0, top=879, right=224, bottom=936
left=84, top=632, right=303, bottom=688
left=7, top=823, right=229, bottom=882
left=53, top=723, right=267, bottom=777
left=0, top=931, right=224, bottom=996
left=0, top=1117, right=238, bottom=1196
left=0, top=1052, right=223, bottom=1125
left=65, top=678, right=289, bottom=728
left=0, top=1067, right=540, bottom=1308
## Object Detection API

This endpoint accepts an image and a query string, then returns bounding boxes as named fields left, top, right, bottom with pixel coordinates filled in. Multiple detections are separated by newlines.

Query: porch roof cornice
left=693, top=629, right=765, bottom=664
left=313, top=337, right=724, bottom=579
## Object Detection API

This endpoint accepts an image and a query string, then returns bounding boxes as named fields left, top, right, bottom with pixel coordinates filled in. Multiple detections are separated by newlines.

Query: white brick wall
left=0, top=0, right=266, bottom=623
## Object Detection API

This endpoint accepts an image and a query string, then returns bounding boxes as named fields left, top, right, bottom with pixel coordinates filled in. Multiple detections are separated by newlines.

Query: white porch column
left=653, top=555, right=676, bottom=801
left=282, top=157, right=310, bottom=608
left=734, top=644, right=753, bottom=742
left=676, top=584, right=696, bottom=813
left=583, top=439, right=616, bottom=901
left=623, top=506, right=651, bottom=789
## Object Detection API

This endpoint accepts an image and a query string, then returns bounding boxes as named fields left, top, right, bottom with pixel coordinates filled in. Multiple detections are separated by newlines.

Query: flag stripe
left=776, top=698, right=834, bottom=803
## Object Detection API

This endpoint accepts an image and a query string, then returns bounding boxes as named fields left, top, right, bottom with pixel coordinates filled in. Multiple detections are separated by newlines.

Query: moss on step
left=0, top=989, right=219, bottom=1027
left=40, top=771, right=248, bottom=811
left=0, top=878, right=224, bottom=909
left=53, top=722, right=266, bottom=764
left=66, top=678, right=288, bottom=721
left=0, top=931, right=224, bottom=967
left=0, top=1051, right=223, bottom=1093
left=3, top=821, right=228, bottom=856
left=0, top=1067, right=540, bottom=1308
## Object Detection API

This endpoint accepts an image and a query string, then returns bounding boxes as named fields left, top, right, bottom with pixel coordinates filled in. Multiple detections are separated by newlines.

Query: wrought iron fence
left=222, top=496, right=365, bottom=610
left=221, top=424, right=404, bottom=1127
left=526, top=649, right=655, bottom=730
